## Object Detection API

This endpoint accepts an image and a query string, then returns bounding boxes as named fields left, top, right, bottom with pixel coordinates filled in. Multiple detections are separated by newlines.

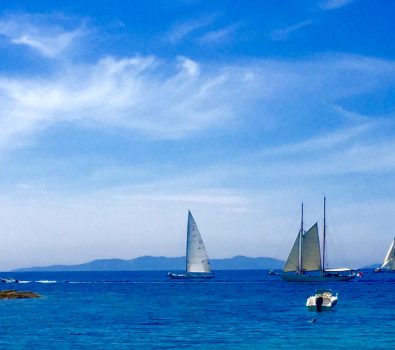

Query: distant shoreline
left=12, top=255, right=285, bottom=272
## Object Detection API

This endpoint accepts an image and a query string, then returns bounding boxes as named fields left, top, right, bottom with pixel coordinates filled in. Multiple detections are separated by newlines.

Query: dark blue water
left=0, top=270, right=394, bottom=349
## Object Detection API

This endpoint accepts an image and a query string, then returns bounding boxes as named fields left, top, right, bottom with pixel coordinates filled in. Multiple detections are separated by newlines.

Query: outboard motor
left=316, top=296, right=324, bottom=312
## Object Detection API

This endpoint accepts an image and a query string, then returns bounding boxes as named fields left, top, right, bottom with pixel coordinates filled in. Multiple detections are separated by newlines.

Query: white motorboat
left=306, top=289, right=338, bottom=311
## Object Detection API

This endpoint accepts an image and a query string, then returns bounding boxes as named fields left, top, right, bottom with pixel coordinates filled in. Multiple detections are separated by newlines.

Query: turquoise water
left=0, top=270, right=394, bottom=349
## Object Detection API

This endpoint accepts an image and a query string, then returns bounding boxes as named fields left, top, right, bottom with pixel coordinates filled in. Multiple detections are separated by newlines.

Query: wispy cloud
left=0, top=55, right=245, bottom=149
left=0, top=5, right=392, bottom=271
left=259, top=122, right=375, bottom=157
left=270, top=20, right=312, bottom=41
left=253, top=115, right=395, bottom=179
left=166, top=15, right=216, bottom=43
left=266, top=138, right=395, bottom=177
left=0, top=13, right=86, bottom=57
left=320, top=0, right=356, bottom=10
left=198, top=24, right=239, bottom=44
left=0, top=53, right=394, bottom=153
left=177, top=56, right=200, bottom=76
left=10, top=29, right=82, bottom=57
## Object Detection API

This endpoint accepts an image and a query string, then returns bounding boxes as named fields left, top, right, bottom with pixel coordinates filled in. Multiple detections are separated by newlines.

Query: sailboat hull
left=168, top=272, right=215, bottom=279
left=281, top=273, right=356, bottom=282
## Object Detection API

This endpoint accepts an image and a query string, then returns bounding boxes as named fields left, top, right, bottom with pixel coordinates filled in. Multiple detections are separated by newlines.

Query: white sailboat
left=281, top=197, right=356, bottom=282
left=168, top=211, right=215, bottom=279
left=374, top=238, right=395, bottom=273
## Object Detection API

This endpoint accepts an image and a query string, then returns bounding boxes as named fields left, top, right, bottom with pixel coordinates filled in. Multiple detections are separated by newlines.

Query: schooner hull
left=281, top=273, right=356, bottom=282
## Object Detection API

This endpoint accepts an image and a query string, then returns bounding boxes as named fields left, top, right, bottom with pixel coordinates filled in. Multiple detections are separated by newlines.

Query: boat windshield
left=315, top=289, right=332, bottom=294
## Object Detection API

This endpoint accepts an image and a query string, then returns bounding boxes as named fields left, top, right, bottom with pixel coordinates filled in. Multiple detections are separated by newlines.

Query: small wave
left=35, top=280, right=57, bottom=284
left=18, top=280, right=31, bottom=284
left=66, top=281, right=92, bottom=284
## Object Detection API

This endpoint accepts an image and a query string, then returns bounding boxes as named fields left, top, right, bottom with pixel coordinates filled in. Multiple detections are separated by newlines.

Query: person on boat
left=315, top=296, right=324, bottom=312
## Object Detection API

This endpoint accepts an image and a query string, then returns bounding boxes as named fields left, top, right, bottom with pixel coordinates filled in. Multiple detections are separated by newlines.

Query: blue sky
left=0, top=0, right=395, bottom=270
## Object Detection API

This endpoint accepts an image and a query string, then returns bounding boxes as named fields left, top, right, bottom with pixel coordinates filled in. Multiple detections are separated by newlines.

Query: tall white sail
left=283, top=230, right=301, bottom=272
left=186, top=211, right=212, bottom=274
left=381, top=238, right=395, bottom=270
left=301, top=223, right=322, bottom=271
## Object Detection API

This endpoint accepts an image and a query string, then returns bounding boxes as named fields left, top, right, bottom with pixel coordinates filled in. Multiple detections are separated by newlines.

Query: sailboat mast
left=322, top=197, right=326, bottom=276
left=186, top=210, right=190, bottom=275
left=299, top=202, right=304, bottom=272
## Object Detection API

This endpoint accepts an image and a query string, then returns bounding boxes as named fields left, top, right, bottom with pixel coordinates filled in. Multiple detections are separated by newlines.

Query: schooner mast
left=322, top=196, right=326, bottom=276
left=299, top=202, right=304, bottom=273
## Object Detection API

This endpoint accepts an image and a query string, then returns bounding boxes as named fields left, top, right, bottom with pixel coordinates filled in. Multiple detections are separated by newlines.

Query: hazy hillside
left=13, top=255, right=284, bottom=272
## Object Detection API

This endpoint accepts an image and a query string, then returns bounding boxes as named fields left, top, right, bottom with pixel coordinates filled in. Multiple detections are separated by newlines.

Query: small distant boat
left=281, top=197, right=356, bottom=282
left=267, top=269, right=279, bottom=276
left=306, top=289, right=338, bottom=311
left=168, top=211, right=215, bottom=279
left=0, top=277, right=19, bottom=283
left=374, top=237, right=395, bottom=273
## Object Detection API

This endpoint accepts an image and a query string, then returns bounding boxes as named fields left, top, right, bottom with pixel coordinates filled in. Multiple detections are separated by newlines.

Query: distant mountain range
left=361, top=263, right=381, bottom=269
left=13, top=255, right=285, bottom=272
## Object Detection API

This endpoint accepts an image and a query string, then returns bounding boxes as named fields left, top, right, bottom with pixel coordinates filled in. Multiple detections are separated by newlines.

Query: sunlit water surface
left=0, top=270, right=394, bottom=349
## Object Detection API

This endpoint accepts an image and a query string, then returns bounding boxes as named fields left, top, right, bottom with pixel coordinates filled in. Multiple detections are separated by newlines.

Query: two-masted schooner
left=168, top=211, right=215, bottom=279
left=374, top=238, right=395, bottom=273
left=281, top=197, right=356, bottom=282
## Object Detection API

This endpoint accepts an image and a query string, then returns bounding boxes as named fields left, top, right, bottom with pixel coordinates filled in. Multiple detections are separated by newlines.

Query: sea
left=0, top=270, right=394, bottom=349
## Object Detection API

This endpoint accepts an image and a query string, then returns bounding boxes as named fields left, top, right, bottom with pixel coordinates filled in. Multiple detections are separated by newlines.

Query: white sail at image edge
left=381, top=238, right=395, bottom=270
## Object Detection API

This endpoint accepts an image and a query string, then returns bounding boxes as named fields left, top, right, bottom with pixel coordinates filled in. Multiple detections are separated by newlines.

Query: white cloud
left=270, top=20, right=312, bottom=41
left=252, top=118, right=395, bottom=180
left=1, top=177, right=391, bottom=270
left=320, top=0, right=356, bottom=10
left=0, top=10, right=392, bottom=271
left=198, top=24, right=239, bottom=44
left=166, top=15, right=216, bottom=43
left=177, top=56, right=200, bottom=76
left=166, top=15, right=238, bottom=45
left=0, top=187, right=253, bottom=270
left=0, top=53, right=394, bottom=154
left=10, top=30, right=82, bottom=57
left=0, top=55, right=245, bottom=147
left=272, top=138, right=395, bottom=177
left=259, top=122, right=374, bottom=157
left=0, top=14, right=85, bottom=57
